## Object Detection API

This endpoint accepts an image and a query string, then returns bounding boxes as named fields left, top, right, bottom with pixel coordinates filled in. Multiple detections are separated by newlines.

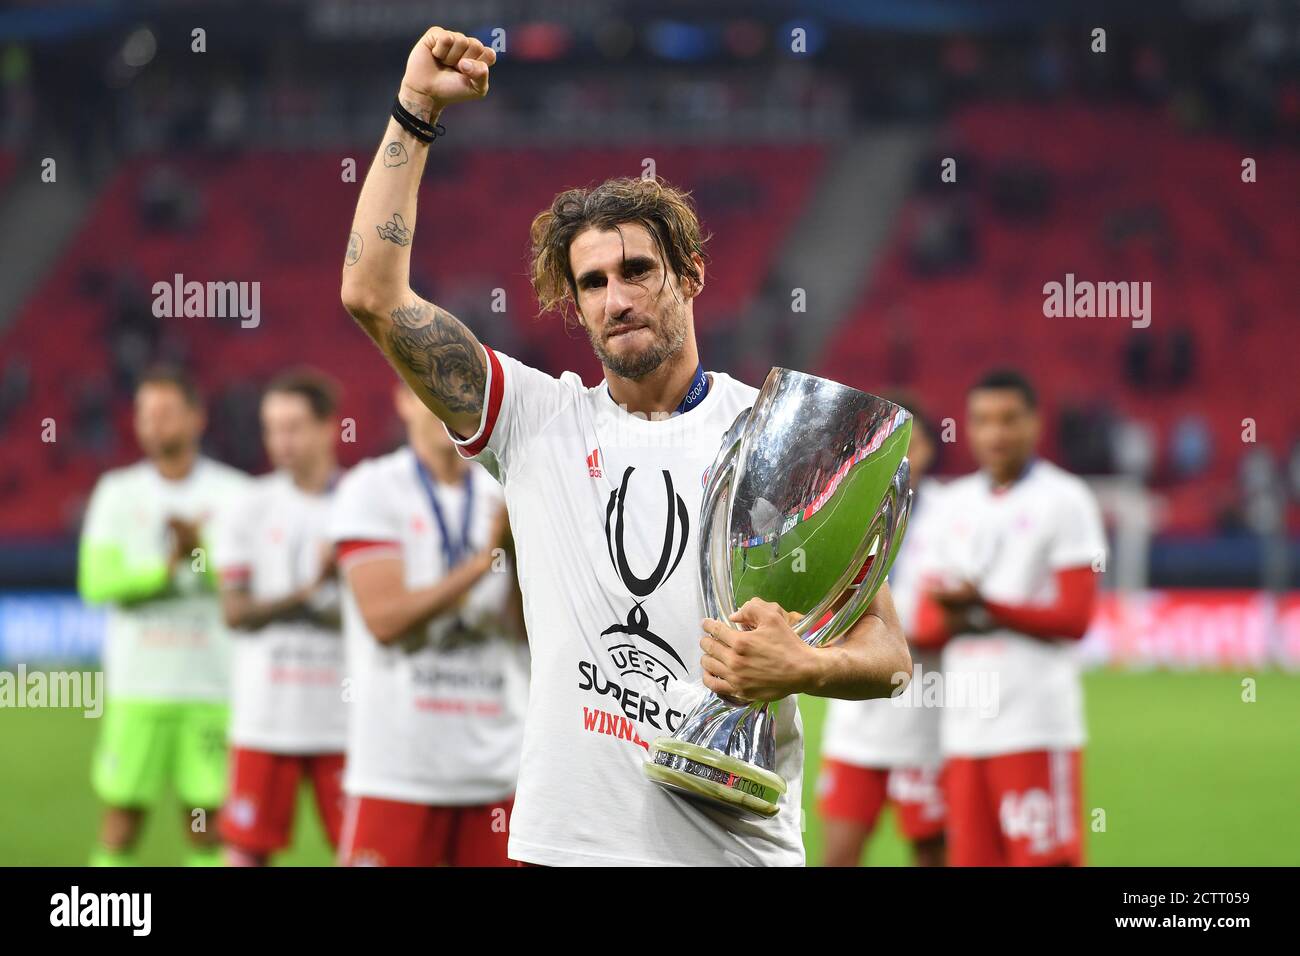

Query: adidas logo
left=587, top=449, right=602, bottom=478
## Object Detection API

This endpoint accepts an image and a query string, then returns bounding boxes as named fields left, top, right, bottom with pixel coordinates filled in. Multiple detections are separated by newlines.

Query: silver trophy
left=644, top=368, right=913, bottom=818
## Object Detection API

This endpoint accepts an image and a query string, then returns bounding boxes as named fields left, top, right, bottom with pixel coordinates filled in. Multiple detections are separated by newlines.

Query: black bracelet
left=392, top=98, right=445, bottom=143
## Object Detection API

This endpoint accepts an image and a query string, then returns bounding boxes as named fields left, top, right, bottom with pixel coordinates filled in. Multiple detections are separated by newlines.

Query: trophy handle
left=798, top=458, right=914, bottom=647
left=698, top=408, right=750, bottom=624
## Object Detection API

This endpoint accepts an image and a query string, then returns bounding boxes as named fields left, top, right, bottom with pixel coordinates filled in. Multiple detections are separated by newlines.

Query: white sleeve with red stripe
left=335, top=538, right=401, bottom=570
left=443, top=344, right=575, bottom=480
left=329, top=459, right=400, bottom=569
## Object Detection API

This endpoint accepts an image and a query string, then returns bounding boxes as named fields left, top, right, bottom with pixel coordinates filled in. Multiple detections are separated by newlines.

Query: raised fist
left=400, top=27, right=496, bottom=116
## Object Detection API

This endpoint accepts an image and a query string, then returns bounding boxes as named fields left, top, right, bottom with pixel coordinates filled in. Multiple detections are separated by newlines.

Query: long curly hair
left=528, top=175, right=711, bottom=327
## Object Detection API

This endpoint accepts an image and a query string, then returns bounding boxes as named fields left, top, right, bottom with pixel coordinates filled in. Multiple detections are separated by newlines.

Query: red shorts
left=944, top=749, right=1083, bottom=866
left=817, top=758, right=946, bottom=842
left=221, top=748, right=346, bottom=854
left=338, top=794, right=514, bottom=867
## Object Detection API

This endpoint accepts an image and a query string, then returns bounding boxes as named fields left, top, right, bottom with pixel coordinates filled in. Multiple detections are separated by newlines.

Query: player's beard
left=148, top=436, right=189, bottom=461
left=587, top=303, right=688, bottom=381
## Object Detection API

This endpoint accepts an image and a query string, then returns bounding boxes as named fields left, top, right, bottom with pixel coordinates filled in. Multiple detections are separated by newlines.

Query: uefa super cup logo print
left=601, top=466, right=690, bottom=684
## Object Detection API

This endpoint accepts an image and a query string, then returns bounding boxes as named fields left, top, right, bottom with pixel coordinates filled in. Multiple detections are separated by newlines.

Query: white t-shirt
left=215, top=471, right=347, bottom=753
left=447, top=347, right=805, bottom=867
left=821, top=479, right=946, bottom=769
left=81, top=457, right=250, bottom=701
left=934, top=460, right=1106, bottom=757
left=329, top=446, right=528, bottom=805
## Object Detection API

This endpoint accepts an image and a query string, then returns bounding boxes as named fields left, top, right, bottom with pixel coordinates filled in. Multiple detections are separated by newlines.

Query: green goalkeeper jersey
left=78, top=457, right=251, bottom=701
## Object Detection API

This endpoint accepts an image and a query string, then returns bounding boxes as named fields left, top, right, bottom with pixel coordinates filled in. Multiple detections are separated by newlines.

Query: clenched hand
left=699, top=597, right=816, bottom=704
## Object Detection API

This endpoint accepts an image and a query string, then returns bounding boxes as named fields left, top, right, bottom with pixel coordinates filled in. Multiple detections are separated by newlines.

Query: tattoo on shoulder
left=345, top=231, right=363, bottom=266
left=376, top=213, right=411, bottom=246
left=388, top=301, right=485, bottom=415
left=383, top=142, right=409, bottom=167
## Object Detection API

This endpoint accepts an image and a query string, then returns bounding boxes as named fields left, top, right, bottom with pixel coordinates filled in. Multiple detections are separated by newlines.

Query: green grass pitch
left=1, top=669, right=1296, bottom=865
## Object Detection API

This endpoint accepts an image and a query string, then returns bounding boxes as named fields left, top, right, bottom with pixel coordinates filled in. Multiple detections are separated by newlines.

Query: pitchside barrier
left=1, top=590, right=1297, bottom=670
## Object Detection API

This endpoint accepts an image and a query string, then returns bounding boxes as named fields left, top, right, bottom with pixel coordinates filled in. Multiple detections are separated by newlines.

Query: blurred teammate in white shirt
left=330, top=384, right=525, bottom=867
left=925, top=370, right=1105, bottom=866
left=215, top=370, right=348, bottom=865
left=818, top=399, right=949, bottom=866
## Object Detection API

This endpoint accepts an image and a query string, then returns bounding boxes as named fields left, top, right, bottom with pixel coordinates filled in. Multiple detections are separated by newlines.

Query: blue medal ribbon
left=595, top=366, right=709, bottom=482
left=604, top=364, right=710, bottom=416
left=675, top=364, right=709, bottom=415
left=413, top=457, right=475, bottom=567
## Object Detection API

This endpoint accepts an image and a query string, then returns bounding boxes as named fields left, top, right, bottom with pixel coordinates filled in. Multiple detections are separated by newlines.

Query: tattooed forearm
left=398, top=95, right=440, bottom=126
left=376, top=213, right=411, bottom=246
left=345, top=231, right=363, bottom=266
left=388, top=301, right=485, bottom=415
left=383, top=142, right=409, bottom=167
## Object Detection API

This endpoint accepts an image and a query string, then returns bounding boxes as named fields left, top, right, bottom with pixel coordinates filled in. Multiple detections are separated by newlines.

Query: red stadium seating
left=819, top=103, right=1300, bottom=534
left=4, top=107, right=1296, bottom=539
left=0, top=152, right=17, bottom=192
left=0, top=144, right=825, bottom=534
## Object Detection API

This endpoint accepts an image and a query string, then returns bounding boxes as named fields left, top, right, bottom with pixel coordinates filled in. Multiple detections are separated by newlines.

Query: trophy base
left=644, top=738, right=785, bottom=819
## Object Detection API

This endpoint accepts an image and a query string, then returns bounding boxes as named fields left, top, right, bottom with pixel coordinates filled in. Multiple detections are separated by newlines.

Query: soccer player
left=214, top=370, right=348, bottom=866
left=338, top=26, right=912, bottom=866
left=329, top=383, right=526, bottom=867
left=925, top=370, right=1105, bottom=866
left=817, top=400, right=949, bottom=867
left=78, top=366, right=250, bottom=866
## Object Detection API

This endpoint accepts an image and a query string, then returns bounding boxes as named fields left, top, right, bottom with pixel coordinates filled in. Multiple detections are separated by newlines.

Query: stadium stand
left=0, top=152, right=16, bottom=192
left=820, top=103, right=1300, bottom=534
left=0, top=144, right=825, bottom=534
